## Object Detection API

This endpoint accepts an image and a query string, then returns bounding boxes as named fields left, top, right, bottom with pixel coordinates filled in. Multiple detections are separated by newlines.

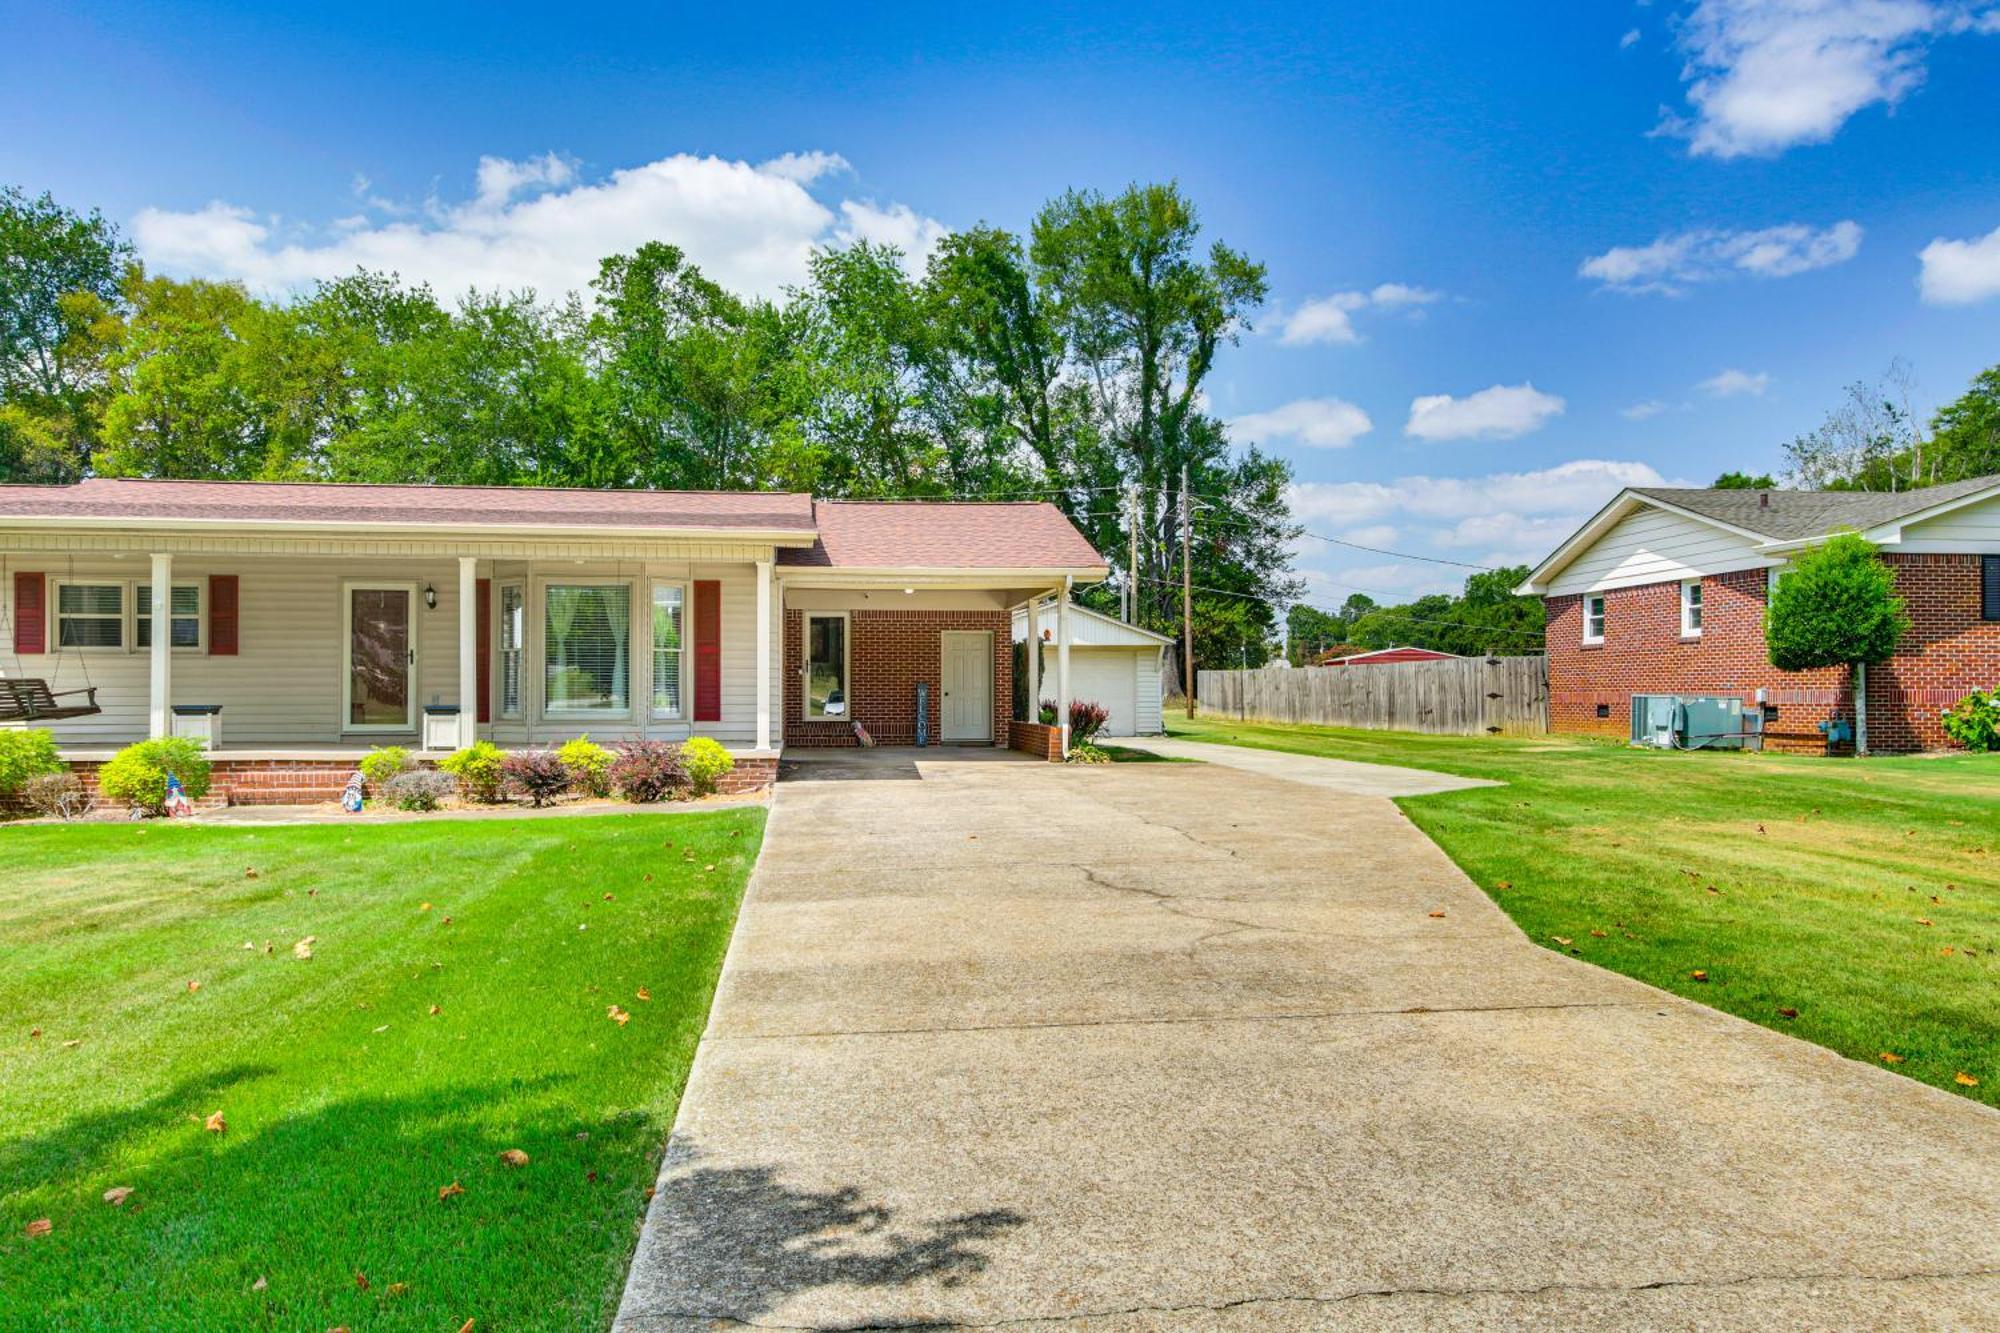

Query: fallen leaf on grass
left=244, top=868, right=259, bottom=879
left=354, top=1272, right=369, bottom=1291
left=1776, top=1007, right=1798, bottom=1019
left=251, top=1276, right=267, bottom=1291
left=1942, top=947, right=1956, bottom=957
left=606, top=1005, right=631, bottom=1027
left=186, top=980, right=201, bottom=993
left=603, top=893, right=613, bottom=901
left=1550, top=935, right=1572, bottom=946
left=103, top=1186, right=133, bottom=1206
left=499, top=1149, right=529, bottom=1168
left=371, top=1024, right=389, bottom=1034
left=63, top=1039, right=80, bottom=1048
left=1494, top=881, right=1511, bottom=891
left=1589, top=929, right=1607, bottom=938
left=1879, top=1052, right=1905, bottom=1064
left=442, top=915, right=452, bottom=925
left=458, top=1321, right=475, bottom=1333
left=1957, top=1072, right=1981, bottom=1087
left=1690, top=970, right=1709, bottom=982
left=438, top=1181, right=465, bottom=1200
left=1916, top=918, right=1934, bottom=927
left=30, top=1027, right=40, bottom=1038
left=635, top=987, right=651, bottom=1002
left=204, top=1111, right=227, bottom=1134
left=24, top=1218, right=51, bottom=1238
left=429, top=1004, right=441, bottom=1015
left=1426, top=910, right=1446, bottom=919
left=387, top=1282, right=408, bottom=1296
left=293, top=937, right=315, bottom=960
left=419, top=902, right=432, bottom=912
left=703, top=864, right=715, bottom=873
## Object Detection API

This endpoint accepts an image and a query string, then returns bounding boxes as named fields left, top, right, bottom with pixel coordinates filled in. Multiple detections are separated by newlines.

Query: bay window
left=544, top=583, right=630, bottom=714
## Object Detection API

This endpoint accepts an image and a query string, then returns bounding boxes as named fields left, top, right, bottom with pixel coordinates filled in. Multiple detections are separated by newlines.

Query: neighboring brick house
left=1518, top=475, right=2000, bottom=754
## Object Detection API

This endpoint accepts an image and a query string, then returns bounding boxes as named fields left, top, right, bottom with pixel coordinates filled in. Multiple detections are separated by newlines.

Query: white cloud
left=131, top=150, right=947, bottom=301
left=1229, top=397, right=1374, bottom=449
left=1667, top=0, right=1994, bottom=159
left=1579, top=220, right=1861, bottom=294
left=1277, top=282, right=1443, bottom=345
left=1621, top=399, right=1669, bottom=420
left=1405, top=383, right=1565, bottom=441
left=1621, top=27, right=1643, bottom=48
left=1340, top=524, right=1401, bottom=548
left=1918, top=222, right=2000, bottom=304
left=1697, top=367, right=1772, bottom=396
left=1287, top=459, right=1670, bottom=526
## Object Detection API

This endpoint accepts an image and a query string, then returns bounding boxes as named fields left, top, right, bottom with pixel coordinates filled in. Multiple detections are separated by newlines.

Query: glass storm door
left=346, top=583, right=415, bottom=731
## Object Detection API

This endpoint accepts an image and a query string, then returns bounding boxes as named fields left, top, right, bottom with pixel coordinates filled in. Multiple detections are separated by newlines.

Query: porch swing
left=0, top=555, right=103, bottom=721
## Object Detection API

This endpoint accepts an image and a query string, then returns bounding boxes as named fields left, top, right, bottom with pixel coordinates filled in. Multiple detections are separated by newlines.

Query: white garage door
left=1069, top=648, right=1139, bottom=737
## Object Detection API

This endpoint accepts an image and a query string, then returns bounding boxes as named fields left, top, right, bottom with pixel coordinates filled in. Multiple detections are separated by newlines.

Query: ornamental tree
left=1764, top=532, right=1908, bottom=755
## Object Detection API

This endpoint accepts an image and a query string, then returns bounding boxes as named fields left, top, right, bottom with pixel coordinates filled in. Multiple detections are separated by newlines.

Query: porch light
left=423, top=584, right=437, bottom=610
left=903, top=587, right=914, bottom=595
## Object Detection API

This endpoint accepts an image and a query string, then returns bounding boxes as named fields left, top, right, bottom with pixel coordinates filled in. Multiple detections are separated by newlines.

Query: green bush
left=439, top=740, right=506, bottom=803
left=680, top=736, right=734, bottom=797
left=97, top=737, right=212, bottom=814
left=385, top=769, right=454, bottom=812
left=557, top=735, right=615, bottom=797
left=0, top=728, right=63, bottom=795
left=359, top=745, right=415, bottom=790
left=1941, top=688, right=2000, bottom=752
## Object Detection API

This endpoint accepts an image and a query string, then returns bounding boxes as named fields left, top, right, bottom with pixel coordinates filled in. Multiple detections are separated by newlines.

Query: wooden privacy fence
left=1197, top=656, right=1548, bottom=736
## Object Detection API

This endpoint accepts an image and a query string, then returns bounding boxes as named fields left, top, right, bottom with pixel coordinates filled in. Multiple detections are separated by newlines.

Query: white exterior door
left=940, top=631, right=993, bottom=742
left=1071, top=648, right=1139, bottom=736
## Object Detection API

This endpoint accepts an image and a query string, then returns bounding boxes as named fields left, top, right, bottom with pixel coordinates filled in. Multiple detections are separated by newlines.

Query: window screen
left=544, top=584, right=629, bottom=712
left=652, top=584, right=684, bottom=717
left=56, top=583, right=123, bottom=648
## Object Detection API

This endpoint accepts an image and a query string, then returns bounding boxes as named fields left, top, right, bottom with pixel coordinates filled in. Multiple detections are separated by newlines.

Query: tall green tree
left=1711, top=470, right=1775, bottom=489
left=1765, top=532, right=1908, bottom=755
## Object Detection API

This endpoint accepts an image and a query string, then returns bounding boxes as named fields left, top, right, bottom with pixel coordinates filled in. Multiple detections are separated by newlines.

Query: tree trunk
left=1855, top=660, right=1869, bottom=757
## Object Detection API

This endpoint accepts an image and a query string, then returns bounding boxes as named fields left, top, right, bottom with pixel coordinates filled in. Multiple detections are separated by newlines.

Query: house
left=1314, top=645, right=1464, bottom=668
left=1518, top=475, right=2000, bottom=753
left=1012, top=601, right=1171, bottom=737
left=0, top=479, right=1107, bottom=800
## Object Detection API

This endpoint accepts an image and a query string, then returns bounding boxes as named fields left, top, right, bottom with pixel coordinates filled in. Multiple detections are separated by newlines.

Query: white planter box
left=423, top=709, right=462, bottom=751
left=171, top=707, right=221, bottom=749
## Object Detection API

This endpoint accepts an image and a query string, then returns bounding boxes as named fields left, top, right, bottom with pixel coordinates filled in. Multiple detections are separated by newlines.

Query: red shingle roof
left=777, top=500, right=1105, bottom=572
left=0, top=478, right=816, bottom=532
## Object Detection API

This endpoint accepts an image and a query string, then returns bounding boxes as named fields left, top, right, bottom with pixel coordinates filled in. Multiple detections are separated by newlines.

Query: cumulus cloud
left=131, top=150, right=947, bottom=301
left=1918, top=222, right=2000, bottom=304
left=1665, top=0, right=1994, bottom=159
left=1621, top=27, right=1643, bottom=49
left=1229, top=397, right=1374, bottom=449
left=1697, top=367, right=1772, bottom=396
left=1621, top=399, right=1669, bottom=420
left=1405, top=383, right=1565, bottom=441
left=1579, top=220, right=1862, bottom=294
left=1277, top=282, right=1442, bottom=345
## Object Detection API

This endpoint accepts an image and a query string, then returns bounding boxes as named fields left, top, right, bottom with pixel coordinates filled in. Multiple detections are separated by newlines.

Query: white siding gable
left=1893, top=490, right=2000, bottom=551
left=1545, top=505, right=1773, bottom=596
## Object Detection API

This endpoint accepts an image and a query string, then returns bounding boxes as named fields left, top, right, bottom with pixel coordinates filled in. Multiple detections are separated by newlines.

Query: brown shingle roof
left=777, top=500, right=1106, bottom=572
left=0, top=478, right=816, bottom=532
left=1631, top=473, right=2000, bottom=540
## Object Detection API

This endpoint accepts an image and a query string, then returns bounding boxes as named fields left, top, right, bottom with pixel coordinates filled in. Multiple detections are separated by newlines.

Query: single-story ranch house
left=0, top=479, right=1107, bottom=800
left=1519, top=474, right=2000, bottom=753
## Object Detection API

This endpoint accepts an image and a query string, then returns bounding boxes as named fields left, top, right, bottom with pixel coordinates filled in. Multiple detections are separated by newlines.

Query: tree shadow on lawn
left=620, top=1136, right=1028, bottom=1327
left=1, top=1072, right=675, bottom=1332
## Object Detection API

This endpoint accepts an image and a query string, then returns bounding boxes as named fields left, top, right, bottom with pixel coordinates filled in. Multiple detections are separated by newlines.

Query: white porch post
left=148, top=552, right=172, bottom=739
left=457, top=556, right=478, bottom=748
left=1023, top=595, right=1042, bottom=722
left=1056, top=579, right=1073, bottom=757
left=755, top=558, right=773, bottom=752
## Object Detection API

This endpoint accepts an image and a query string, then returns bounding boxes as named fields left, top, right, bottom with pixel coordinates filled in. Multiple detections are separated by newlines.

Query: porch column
left=148, top=552, right=172, bottom=739
left=1023, top=595, right=1041, bottom=723
left=457, top=557, right=478, bottom=748
left=755, top=558, right=773, bottom=752
left=1056, top=579, right=1072, bottom=757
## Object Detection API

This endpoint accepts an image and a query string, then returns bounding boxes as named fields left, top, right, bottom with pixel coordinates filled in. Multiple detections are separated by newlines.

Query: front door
left=940, top=631, right=993, bottom=743
left=345, top=582, right=416, bottom=732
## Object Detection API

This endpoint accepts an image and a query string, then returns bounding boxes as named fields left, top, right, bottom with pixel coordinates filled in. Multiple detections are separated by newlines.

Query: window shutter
left=208, top=575, right=239, bottom=655
left=693, top=579, right=721, bottom=722
left=1984, top=555, right=2000, bottom=622
left=13, top=572, right=45, bottom=655
left=476, top=578, right=492, bottom=723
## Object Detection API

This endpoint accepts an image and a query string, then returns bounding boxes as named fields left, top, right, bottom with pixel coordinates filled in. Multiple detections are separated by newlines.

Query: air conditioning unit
left=1629, top=695, right=1757, bottom=750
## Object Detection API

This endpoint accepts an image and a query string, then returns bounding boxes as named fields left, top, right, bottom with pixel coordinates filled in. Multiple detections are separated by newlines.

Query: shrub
left=1066, top=741, right=1112, bottom=765
left=22, top=770, right=89, bottom=819
left=1068, top=699, right=1111, bottom=744
left=0, top=728, right=63, bottom=796
left=680, top=736, right=735, bottom=797
left=384, top=769, right=455, bottom=812
left=358, top=745, right=415, bottom=790
left=557, top=735, right=614, bottom=797
left=97, top=737, right=212, bottom=814
left=439, top=740, right=506, bottom=803
left=501, top=749, right=571, bottom=806
left=1038, top=700, right=1057, bottom=726
left=610, top=740, right=686, bottom=803
left=1941, top=688, right=2000, bottom=752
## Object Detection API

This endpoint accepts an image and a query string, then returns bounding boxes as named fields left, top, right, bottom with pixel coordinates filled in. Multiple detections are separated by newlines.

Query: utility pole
left=1180, top=463, right=1195, bottom=719
left=1126, top=483, right=1140, bottom=625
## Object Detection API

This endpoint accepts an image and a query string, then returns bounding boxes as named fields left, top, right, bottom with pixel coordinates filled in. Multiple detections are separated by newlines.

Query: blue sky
left=4, top=1, right=1998, bottom=604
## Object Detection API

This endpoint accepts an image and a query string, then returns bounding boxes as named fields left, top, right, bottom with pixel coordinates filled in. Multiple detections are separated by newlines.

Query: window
left=498, top=583, right=524, bottom=718
left=544, top=583, right=630, bottom=714
left=1582, top=594, right=1605, bottom=644
left=1680, top=579, right=1703, bottom=637
left=54, top=582, right=123, bottom=648
left=1984, top=555, right=2000, bottom=622
left=137, top=583, right=202, bottom=649
left=805, top=612, right=848, bottom=718
left=651, top=583, right=685, bottom=718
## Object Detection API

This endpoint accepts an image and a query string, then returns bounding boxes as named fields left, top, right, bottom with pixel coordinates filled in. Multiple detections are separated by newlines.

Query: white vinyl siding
left=1545, top=506, right=1773, bottom=596
left=1893, top=492, right=2000, bottom=549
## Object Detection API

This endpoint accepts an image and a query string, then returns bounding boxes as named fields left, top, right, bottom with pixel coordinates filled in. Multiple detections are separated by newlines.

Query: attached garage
left=1012, top=602, right=1171, bottom=737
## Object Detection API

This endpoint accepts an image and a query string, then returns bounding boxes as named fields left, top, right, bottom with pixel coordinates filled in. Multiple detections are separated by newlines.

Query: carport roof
left=778, top=500, right=1108, bottom=575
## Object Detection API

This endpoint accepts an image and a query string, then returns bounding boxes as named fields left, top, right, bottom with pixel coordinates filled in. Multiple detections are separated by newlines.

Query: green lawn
left=0, top=810, right=762, bottom=1331
left=1171, top=714, right=1999, bottom=1105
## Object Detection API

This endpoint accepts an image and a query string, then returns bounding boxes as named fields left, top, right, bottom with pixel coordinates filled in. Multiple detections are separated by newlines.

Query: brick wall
left=783, top=609, right=1013, bottom=748
left=1545, top=554, right=2000, bottom=754
left=1008, top=719, right=1063, bottom=762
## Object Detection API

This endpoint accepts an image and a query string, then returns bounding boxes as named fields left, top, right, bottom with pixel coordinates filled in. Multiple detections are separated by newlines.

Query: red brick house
left=1518, top=476, right=2000, bottom=753
left=0, top=480, right=1107, bottom=801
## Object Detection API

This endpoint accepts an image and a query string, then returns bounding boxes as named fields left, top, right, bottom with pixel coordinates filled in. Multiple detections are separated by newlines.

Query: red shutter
left=693, top=579, right=721, bottom=722
left=475, top=578, right=492, bottom=724
left=13, top=572, right=45, bottom=655
left=208, top=575, right=239, bottom=655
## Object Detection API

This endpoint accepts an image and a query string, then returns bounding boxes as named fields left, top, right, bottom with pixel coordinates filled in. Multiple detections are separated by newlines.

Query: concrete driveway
left=617, top=748, right=2000, bottom=1330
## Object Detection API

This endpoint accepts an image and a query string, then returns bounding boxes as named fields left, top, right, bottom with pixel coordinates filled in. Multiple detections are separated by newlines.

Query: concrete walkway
left=617, top=753, right=2000, bottom=1330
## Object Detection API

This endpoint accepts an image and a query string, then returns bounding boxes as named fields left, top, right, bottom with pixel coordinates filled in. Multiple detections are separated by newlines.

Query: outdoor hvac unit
left=1629, top=695, right=1760, bottom=750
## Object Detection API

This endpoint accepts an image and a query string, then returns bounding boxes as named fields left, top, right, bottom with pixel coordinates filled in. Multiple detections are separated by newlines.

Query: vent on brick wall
left=1596, top=703, right=1610, bottom=719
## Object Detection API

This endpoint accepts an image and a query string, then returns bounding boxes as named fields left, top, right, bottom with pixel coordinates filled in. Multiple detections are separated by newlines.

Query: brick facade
left=1007, top=719, right=1064, bottom=762
left=1546, top=554, right=2000, bottom=754
left=783, top=608, right=1013, bottom=748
